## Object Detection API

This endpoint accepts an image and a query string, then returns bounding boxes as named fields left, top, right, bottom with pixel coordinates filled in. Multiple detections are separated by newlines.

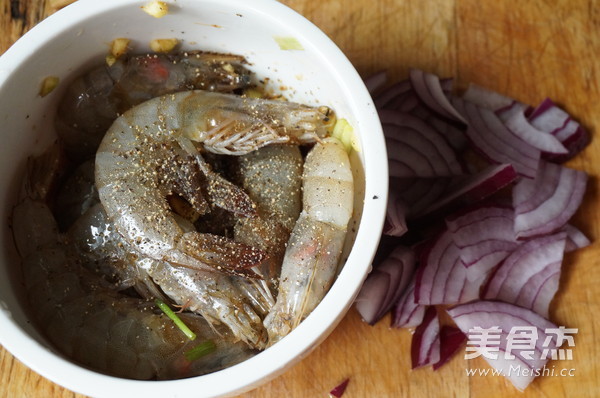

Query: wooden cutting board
left=1, top=0, right=599, bottom=397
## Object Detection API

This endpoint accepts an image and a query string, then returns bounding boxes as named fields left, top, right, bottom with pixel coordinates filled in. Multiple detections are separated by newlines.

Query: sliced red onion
left=417, top=164, right=517, bottom=218
left=329, top=378, right=350, bottom=398
left=380, top=110, right=463, bottom=177
left=462, top=83, right=519, bottom=111
left=355, top=246, right=416, bottom=325
left=384, top=189, right=408, bottom=237
left=374, top=79, right=411, bottom=109
left=453, top=98, right=540, bottom=178
left=447, top=300, right=559, bottom=391
left=415, top=230, right=486, bottom=305
left=482, top=232, right=567, bottom=318
left=562, top=224, right=590, bottom=252
left=426, top=116, right=469, bottom=151
left=387, top=91, right=421, bottom=112
left=386, top=137, right=438, bottom=178
left=364, top=71, right=388, bottom=95
left=513, top=161, right=588, bottom=239
left=391, top=177, right=453, bottom=218
left=504, top=110, right=568, bottom=155
left=411, top=306, right=441, bottom=369
left=528, top=98, right=590, bottom=162
left=433, top=326, right=466, bottom=370
left=440, top=77, right=454, bottom=93
left=354, top=270, right=389, bottom=325
left=446, top=205, right=518, bottom=280
left=391, top=276, right=427, bottom=329
left=409, top=68, right=467, bottom=124
left=495, top=101, right=531, bottom=122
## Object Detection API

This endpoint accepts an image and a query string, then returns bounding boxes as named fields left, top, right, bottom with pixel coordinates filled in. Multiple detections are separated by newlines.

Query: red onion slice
left=386, top=137, right=437, bottom=178
left=453, top=98, right=540, bottom=178
left=329, top=378, right=350, bottom=398
left=383, top=189, right=408, bottom=237
left=427, top=116, right=469, bottom=151
left=356, top=246, right=416, bottom=324
left=415, top=230, right=486, bottom=305
left=513, top=161, right=588, bottom=239
left=374, top=79, right=411, bottom=109
left=462, top=83, right=518, bottom=111
left=411, top=306, right=441, bottom=369
left=380, top=110, right=463, bottom=176
left=391, top=276, right=427, bottom=328
left=354, top=271, right=389, bottom=325
left=409, top=68, right=467, bottom=124
left=562, top=224, right=591, bottom=252
left=447, top=300, right=559, bottom=391
left=446, top=205, right=518, bottom=278
left=364, top=71, right=387, bottom=95
left=482, top=232, right=567, bottom=318
left=433, top=326, right=466, bottom=370
left=504, top=110, right=568, bottom=155
left=528, top=98, right=590, bottom=162
left=417, top=164, right=517, bottom=218
left=393, top=177, right=454, bottom=218
left=385, top=128, right=456, bottom=177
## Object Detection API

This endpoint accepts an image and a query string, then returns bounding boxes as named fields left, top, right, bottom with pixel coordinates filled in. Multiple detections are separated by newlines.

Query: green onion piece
left=155, top=299, right=197, bottom=341
left=274, top=36, right=304, bottom=51
left=185, top=340, right=217, bottom=362
left=332, top=118, right=359, bottom=153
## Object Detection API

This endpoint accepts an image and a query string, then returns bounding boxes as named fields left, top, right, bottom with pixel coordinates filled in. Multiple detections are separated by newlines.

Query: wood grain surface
left=1, top=0, right=600, bottom=397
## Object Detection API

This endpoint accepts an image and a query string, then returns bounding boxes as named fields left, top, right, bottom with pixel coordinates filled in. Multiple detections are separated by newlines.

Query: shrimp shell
left=264, top=137, right=354, bottom=344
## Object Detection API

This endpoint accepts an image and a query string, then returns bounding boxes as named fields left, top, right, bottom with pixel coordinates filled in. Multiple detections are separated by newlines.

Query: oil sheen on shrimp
left=264, top=137, right=353, bottom=344
left=95, top=90, right=334, bottom=276
left=12, top=172, right=255, bottom=380
left=56, top=51, right=252, bottom=159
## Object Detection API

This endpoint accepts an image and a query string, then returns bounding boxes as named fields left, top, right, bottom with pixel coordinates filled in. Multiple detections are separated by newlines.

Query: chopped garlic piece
left=142, top=1, right=169, bottom=18
left=243, top=87, right=264, bottom=99
left=332, top=118, right=360, bottom=152
left=149, top=38, right=179, bottom=53
left=105, top=55, right=117, bottom=67
left=39, top=76, right=59, bottom=97
left=110, top=38, right=130, bottom=59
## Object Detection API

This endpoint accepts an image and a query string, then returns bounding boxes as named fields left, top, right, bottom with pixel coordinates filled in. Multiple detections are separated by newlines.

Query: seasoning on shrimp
left=12, top=148, right=255, bottom=380
left=264, top=137, right=353, bottom=344
left=56, top=51, right=254, bottom=160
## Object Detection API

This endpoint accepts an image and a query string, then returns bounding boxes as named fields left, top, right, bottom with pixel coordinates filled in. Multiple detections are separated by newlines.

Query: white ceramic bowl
left=0, top=0, right=387, bottom=396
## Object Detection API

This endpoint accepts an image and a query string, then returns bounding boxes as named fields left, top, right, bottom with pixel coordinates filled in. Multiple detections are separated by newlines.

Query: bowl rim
left=0, top=0, right=388, bottom=396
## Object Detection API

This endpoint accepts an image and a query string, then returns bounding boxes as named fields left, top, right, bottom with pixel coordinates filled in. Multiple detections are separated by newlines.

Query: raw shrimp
left=68, top=203, right=269, bottom=348
left=95, top=90, right=334, bottom=276
left=54, top=159, right=99, bottom=230
left=12, top=183, right=255, bottom=380
left=264, top=137, right=354, bottom=344
left=235, top=144, right=303, bottom=231
left=233, top=144, right=304, bottom=297
left=56, top=51, right=252, bottom=159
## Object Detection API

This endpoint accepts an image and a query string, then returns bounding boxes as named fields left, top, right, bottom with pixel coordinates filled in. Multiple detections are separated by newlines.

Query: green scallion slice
left=185, top=340, right=217, bottom=362
left=155, top=299, right=197, bottom=340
